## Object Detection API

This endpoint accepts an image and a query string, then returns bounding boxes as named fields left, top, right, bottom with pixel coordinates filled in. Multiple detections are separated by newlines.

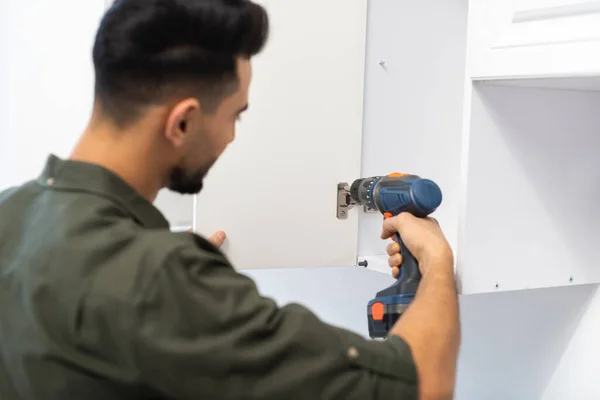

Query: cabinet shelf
left=477, top=75, right=600, bottom=92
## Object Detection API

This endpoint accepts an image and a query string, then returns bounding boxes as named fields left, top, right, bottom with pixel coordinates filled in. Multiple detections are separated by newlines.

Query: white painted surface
left=460, top=84, right=600, bottom=294
left=468, top=0, right=600, bottom=79
left=245, top=266, right=598, bottom=399
left=358, top=0, right=467, bottom=261
left=0, top=0, right=105, bottom=189
left=194, top=0, right=367, bottom=269
left=543, top=286, right=600, bottom=399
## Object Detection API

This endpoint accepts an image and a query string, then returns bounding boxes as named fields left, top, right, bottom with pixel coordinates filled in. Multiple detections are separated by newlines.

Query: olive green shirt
left=0, top=155, right=418, bottom=400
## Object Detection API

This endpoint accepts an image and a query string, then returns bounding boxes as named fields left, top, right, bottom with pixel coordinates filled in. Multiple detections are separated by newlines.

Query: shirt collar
left=38, top=154, right=170, bottom=229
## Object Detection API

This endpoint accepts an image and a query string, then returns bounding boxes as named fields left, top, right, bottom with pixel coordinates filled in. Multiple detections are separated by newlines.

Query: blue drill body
left=350, top=174, right=442, bottom=338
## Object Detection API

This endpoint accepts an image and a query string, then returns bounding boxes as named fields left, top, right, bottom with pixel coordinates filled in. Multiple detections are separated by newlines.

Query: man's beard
left=168, top=161, right=215, bottom=195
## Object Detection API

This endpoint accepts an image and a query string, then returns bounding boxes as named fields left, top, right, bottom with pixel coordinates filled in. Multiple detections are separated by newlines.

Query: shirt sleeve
left=133, top=241, right=418, bottom=400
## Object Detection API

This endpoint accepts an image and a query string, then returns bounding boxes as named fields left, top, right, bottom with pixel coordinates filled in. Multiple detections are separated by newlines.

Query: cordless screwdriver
left=350, top=173, right=442, bottom=338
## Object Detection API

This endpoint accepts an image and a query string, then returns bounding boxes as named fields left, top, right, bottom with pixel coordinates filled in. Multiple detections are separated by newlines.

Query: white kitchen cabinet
left=461, top=0, right=600, bottom=294
left=468, top=0, right=600, bottom=79
left=193, top=0, right=368, bottom=270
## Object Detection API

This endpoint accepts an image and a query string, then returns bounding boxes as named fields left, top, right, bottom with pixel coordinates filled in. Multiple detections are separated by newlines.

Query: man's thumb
left=380, top=213, right=414, bottom=240
left=380, top=216, right=398, bottom=240
left=208, top=230, right=227, bottom=248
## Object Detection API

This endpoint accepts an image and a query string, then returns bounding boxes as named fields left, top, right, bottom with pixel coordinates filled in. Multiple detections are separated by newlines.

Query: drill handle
left=394, top=233, right=422, bottom=294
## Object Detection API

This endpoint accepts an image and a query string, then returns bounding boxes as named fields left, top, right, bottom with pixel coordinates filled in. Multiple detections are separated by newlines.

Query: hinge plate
left=337, top=182, right=355, bottom=219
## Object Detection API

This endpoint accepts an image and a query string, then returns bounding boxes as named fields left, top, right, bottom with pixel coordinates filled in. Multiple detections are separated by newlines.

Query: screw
left=495, top=284, right=499, bottom=289
left=340, top=211, right=346, bottom=217
left=570, top=277, right=574, bottom=283
left=358, top=260, right=368, bottom=268
left=379, top=60, right=386, bottom=67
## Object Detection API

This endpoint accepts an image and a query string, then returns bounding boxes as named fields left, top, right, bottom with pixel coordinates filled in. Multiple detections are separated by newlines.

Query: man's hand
left=381, top=213, right=453, bottom=278
left=208, top=230, right=227, bottom=248
left=187, top=228, right=227, bottom=249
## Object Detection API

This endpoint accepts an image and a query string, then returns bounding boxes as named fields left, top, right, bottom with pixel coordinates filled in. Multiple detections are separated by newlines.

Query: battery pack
left=367, top=295, right=413, bottom=339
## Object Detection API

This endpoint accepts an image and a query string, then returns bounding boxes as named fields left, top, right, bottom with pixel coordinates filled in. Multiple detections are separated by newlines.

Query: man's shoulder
left=0, top=186, right=17, bottom=203
left=0, top=180, right=37, bottom=205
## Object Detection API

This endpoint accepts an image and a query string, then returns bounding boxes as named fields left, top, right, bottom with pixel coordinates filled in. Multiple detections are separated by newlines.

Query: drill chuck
left=350, top=177, right=378, bottom=208
left=351, top=175, right=442, bottom=217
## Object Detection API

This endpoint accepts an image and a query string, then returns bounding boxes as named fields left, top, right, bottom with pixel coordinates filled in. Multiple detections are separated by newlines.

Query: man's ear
left=165, top=98, right=201, bottom=148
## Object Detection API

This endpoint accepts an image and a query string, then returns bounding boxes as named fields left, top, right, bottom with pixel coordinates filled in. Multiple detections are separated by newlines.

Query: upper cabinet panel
left=468, top=0, right=600, bottom=79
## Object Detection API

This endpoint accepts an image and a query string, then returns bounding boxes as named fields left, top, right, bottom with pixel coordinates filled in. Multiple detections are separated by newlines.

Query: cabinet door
left=468, top=0, right=600, bottom=78
left=194, top=0, right=367, bottom=270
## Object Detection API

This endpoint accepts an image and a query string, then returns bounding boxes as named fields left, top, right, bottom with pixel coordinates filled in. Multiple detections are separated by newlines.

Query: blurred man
left=0, top=0, right=460, bottom=399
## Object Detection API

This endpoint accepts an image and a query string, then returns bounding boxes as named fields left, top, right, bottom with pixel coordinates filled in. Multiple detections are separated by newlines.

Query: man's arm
left=382, top=213, right=460, bottom=400
left=129, top=235, right=419, bottom=400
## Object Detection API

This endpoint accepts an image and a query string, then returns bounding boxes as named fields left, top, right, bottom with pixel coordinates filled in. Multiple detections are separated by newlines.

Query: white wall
left=543, top=287, right=600, bottom=399
left=0, top=0, right=104, bottom=189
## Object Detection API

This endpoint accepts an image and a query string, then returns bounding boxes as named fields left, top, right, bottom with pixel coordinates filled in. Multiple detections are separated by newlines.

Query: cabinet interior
left=459, top=81, right=600, bottom=294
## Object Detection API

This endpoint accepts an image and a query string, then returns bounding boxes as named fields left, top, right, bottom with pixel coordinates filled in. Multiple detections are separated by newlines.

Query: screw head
left=570, top=277, right=574, bottom=283
left=495, top=284, right=499, bottom=289
left=379, top=60, right=386, bottom=66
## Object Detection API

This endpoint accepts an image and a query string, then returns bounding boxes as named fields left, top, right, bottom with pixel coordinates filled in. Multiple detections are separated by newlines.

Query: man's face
left=167, top=58, right=252, bottom=194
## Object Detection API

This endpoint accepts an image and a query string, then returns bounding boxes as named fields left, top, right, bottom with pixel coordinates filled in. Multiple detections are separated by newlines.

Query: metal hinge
left=337, top=182, right=378, bottom=219
left=337, top=182, right=355, bottom=219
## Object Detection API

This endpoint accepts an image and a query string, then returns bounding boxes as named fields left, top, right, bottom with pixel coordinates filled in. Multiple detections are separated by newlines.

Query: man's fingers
left=387, top=242, right=400, bottom=256
left=388, top=254, right=402, bottom=268
left=392, top=266, right=401, bottom=279
left=208, top=230, right=227, bottom=248
left=380, top=212, right=416, bottom=239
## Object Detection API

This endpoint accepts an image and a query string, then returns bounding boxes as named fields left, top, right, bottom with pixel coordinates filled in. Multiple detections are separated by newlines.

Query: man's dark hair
left=92, top=0, right=269, bottom=126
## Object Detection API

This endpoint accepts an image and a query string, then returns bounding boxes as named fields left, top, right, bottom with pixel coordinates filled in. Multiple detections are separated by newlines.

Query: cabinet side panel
left=358, top=0, right=468, bottom=259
